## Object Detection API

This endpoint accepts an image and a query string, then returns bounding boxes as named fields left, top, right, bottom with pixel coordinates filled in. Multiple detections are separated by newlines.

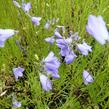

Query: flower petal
left=40, top=74, right=52, bottom=91
left=31, top=17, right=41, bottom=26
left=83, top=70, right=94, bottom=85
left=86, top=15, right=109, bottom=45
left=22, top=2, right=31, bottom=13
left=13, top=67, right=24, bottom=81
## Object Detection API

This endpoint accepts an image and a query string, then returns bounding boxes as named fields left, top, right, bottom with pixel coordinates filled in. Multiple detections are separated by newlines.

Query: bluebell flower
left=64, top=50, right=77, bottom=64
left=0, top=29, right=17, bottom=47
left=12, top=96, right=22, bottom=108
left=56, top=38, right=72, bottom=50
left=44, top=52, right=60, bottom=78
left=86, top=15, right=109, bottom=45
left=13, top=100, right=22, bottom=108
left=40, top=74, right=52, bottom=92
left=44, top=36, right=55, bottom=44
left=54, top=31, right=62, bottom=39
left=22, top=2, right=31, bottom=13
left=13, top=67, right=24, bottom=81
left=31, top=17, right=41, bottom=26
left=77, top=41, right=92, bottom=56
left=62, top=26, right=65, bottom=34
left=56, top=38, right=77, bottom=64
left=83, top=70, right=94, bottom=85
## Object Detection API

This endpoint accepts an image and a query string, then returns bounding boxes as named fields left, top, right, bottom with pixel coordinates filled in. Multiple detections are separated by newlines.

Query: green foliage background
left=0, top=0, right=109, bottom=109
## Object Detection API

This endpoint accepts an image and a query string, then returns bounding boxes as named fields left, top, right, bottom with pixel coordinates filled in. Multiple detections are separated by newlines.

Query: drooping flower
left=22, top=2, right=31, bottom=13
left=0, top=29, right=17, bottom=47
left=13, top=100, right=22, bottom=108
left=13, top=0, right=21, bottom=8
left=31, top=17, right=41, bottom=26
left=39, top=74, right=52, bottom=92
left=44, top=36, right=55, bottom=44
left=64, top=50, right=77, bottom=64
left=83, top=70, right=94, bottom=85
left=86, top=15, right=109, bottom=45
left=13, top=67, right=24, bottom=81
left=77, top=41, right=92, bottom=56
left=56, top=38, right=71, bottom=50
left=43, top=52, right=60, bottom=78
left=54, top=31, right=62, bottom=39
left=56, top=38, right=77, bottom=64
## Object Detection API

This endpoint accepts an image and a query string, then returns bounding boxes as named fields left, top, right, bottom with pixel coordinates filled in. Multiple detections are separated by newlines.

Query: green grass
left=0, top=0, right=109, bottom=109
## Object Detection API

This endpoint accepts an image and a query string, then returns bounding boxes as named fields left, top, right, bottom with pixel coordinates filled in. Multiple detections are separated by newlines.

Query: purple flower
left=86, top=15, right=109, bottom=45
left=13, top=67, right=24, bottom=81
left=56, top=38, right=76, bottom=64
left=56, top=38, right=71, bottom=50
left=31, top=17, right=41, bottom=26
left=13, top=0, right=21, bottom=8
left=77, top=41, right=92, bottom=56
left=62, top=26, right=65, bottom=34
left=64, top=50, right=77, bottom=64
left=0, top=29, right=17, bottom=47
left=13, top=100, right=22, bottom=108
left=54, top=31, right=62, bottom=39
left=39, top=74, right=52, bottom=92
left=44, top=36, right=55, bottom=44
left=22, top=2, right=31, bottom=13
left=83, top=70, right=94, bottom=85
left=44, top=52, right=60, bottom=78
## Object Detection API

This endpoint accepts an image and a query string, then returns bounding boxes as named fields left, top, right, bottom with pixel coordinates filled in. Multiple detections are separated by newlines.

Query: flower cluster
left=45, top=27, right=92, bottom=64
left=40, top=52, right=60, bottom=91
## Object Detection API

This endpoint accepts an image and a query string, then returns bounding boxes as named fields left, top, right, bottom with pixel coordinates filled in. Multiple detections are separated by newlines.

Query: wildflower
left=56, top=38, right=70, bottom=50
left=31, top=17, right=41, bottom=26
left=64, top=50, right=77, bottom=64
left=44, top=52, right=60, bottom=78
left=56, top=38, right=77, bottom=64
left=13, top=67, right=24, bottom=81
left=13, top=100, right=22, bottom=108
left=77, top=41, right=92, bottom=56
left=54, top=31, right=62, bottom=39
left=39, top=74, right=52, bottom=91
left=22, top=2, right=31, bottom=13
left=13, top=0, right=21, bottom=8
left=83, top=70, right=94, bottom=85
left=86, top=15, right=109, bottom=45
left=62, top=26, right=65, bottom=34
left=44, top=36, right=55, bottom=44
left=0, top=29, right=17, bottom=47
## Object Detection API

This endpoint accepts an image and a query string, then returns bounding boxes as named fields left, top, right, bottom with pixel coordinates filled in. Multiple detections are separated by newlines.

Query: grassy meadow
left=0, top=0, right=109, bottom=109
